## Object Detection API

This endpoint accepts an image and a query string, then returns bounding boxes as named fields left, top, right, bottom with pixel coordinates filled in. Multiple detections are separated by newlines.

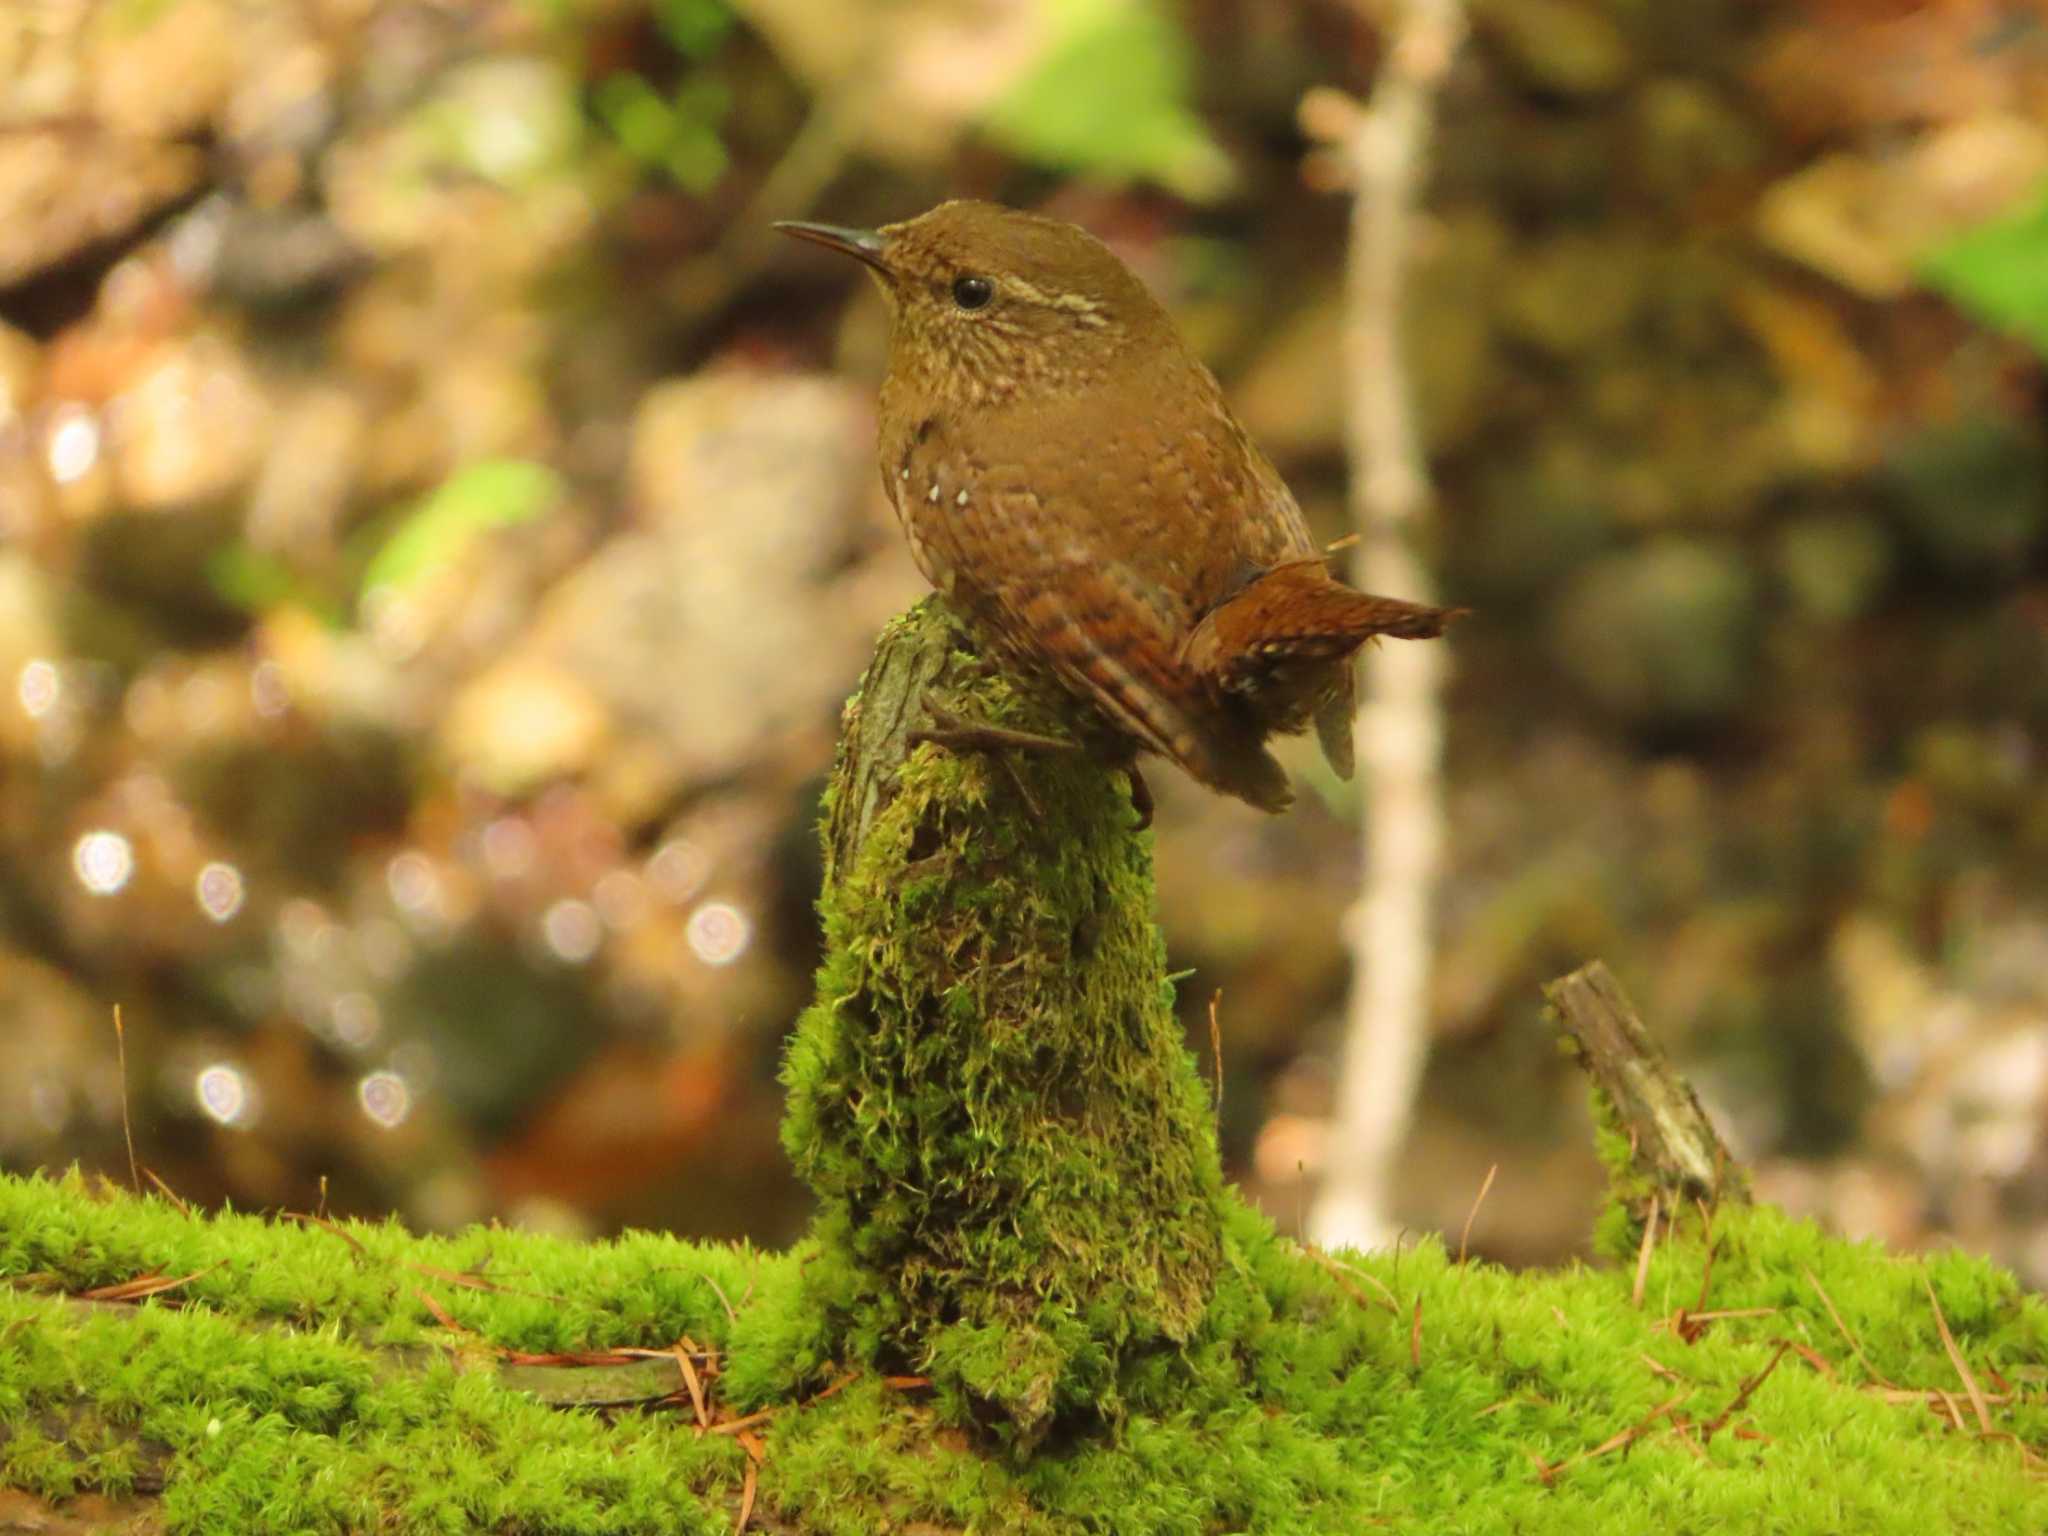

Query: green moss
left=771, top=600, right=1228, bottom=1438
left=3, top=1173, right=2044, bottom=1532
left=3, top=601, right=2045, bottom=1529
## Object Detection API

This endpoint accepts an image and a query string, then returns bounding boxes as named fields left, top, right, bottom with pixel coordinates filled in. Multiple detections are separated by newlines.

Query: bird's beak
left=774, top=220, right=891, bottom=277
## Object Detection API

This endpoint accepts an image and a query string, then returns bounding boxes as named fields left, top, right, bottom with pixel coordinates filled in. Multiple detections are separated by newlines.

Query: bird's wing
left=905, top=454, right=1291, bottom=811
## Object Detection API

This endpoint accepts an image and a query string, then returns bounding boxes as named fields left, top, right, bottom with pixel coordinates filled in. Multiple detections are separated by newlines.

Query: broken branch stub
left=1545, top=961, right=1748, bottom=1210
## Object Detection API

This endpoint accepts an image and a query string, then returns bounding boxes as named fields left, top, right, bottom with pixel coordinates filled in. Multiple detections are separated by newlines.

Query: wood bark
left=1545, top=960, right=1748, bottom=1206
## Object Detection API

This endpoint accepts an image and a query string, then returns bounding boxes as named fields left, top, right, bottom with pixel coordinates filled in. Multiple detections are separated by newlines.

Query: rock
left=245, top=384, right=368, bottom=556
left=440, top=659, right=611, bottom=798
left=89, top=0, right=241, bottom=140
left=0, top=130, right=205, bottom=288
left=437, top=372, right=912, bottom=818
left=110, top=335, right=272, bottom=511
left=209, top=207, right=366, bottom=311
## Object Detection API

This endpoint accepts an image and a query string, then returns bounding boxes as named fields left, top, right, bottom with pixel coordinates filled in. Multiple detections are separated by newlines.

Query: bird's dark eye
left=951, top=275, right=994, bottom=311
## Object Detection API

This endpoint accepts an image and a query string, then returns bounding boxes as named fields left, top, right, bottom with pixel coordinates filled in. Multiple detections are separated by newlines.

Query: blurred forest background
left=1, top=0, right=2045, bottom=1284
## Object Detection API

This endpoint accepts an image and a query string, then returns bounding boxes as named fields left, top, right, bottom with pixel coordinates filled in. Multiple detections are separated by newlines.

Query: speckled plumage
left=781, top=200, right=1457, bottom=811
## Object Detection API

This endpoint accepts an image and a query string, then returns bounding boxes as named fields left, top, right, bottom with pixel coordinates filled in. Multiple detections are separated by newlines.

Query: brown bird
left=778, top=200, right=1458, bottom=813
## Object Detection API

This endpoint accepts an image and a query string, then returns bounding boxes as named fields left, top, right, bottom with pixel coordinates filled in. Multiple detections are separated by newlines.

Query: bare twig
left=1208, top=989, right=1225, bottom=1125
left=703, top=1273, right=741, bottom=1326
left=1698, top=1341, right=1792, bottom=1445
left=1631, top=1193, right=1661, bottom=1310
left=1567, top=1390, right=1693, bottom=1468
left=1923, top=1273, right=1993, bottom=1433
left=1306, top=0, right=1468, bottom=1251
left=1693, top=1198, right=1718, bottom=1313
left=1457, top=1163, right=1497, bottom=1266
left=142, top=1168, right=189, bottom=1216
left=1786, top=1340, right=1837, bottom=1381
left=282, top=1210, right=368, bottom=1258
left=734, top=1455, right=758, bottom=1533
left=708, top=1408, right=777, bottom=1438
left=114, top=1004, right=139, bottom=1196
left=1300, top=1242, right=1403, bottom=1315
left=405, top=1262, right=577, bottom=1306
left=1932, top=1388, right=1967, bottom=1433
left=674, top=1342, right=711, bottom=1431
left=1804, top=1266, right=1893, bottom=1388
left=78, top=1261, right=226, bottom=1303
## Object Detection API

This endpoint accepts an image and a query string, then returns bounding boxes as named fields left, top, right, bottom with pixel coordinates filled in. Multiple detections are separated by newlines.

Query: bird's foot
left=907, top=704, right=1082, bottom=758
left=908, top=707, right=1152, bottom=829
left=1125, top=763, right=1154, bottom=832
left=908, top=705, right=1081, bottom=820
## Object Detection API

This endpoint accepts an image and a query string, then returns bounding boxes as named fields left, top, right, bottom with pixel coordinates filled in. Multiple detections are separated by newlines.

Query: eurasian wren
left=779, top=200, right=1457, bottom=812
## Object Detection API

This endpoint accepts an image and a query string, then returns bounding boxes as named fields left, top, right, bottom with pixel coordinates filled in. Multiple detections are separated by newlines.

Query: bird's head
left=776, top=200, right=1171, bottom=407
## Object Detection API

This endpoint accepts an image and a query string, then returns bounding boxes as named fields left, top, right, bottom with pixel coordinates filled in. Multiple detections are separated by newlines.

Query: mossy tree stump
left=778, top=598, right=1226, bottom=1438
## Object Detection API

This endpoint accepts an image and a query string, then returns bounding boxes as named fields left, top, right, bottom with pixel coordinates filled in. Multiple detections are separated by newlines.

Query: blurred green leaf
left=1920, top=181, right=2048, bottom=358
left=982, top=0, right=1232, bottom=200
left=591, top=60, right=731, bottom=192
left=655, top=0, right=735, bottom=57
left=205, top=545, right=344, bottom=625
left=526, top=0, right=734, bottom=191
left=361, top=459, right=564, bottom=597
left=596, top=73, right=682, bottom=164
left=207, top=544, right=298, bottom=612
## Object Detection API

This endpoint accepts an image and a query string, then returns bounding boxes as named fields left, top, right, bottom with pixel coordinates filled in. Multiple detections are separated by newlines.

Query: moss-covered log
left=779, top=597, right=1226, bottom=1437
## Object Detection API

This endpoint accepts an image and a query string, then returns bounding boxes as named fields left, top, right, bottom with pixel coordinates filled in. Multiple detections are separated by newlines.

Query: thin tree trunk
left=1307, top=0, right=1467, bottom=1250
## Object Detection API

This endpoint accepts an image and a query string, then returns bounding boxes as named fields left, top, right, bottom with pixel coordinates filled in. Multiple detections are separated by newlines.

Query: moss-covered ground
left=1, top=1170, right=2045, bottom=1532
left=3, top=601, right=2044, bottom=1530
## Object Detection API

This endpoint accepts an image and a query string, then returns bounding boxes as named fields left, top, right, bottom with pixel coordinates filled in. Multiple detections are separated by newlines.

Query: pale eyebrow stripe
left=1001, top=276, right=1110, bottom=325
left=931, top=272, right=1111, bottom=326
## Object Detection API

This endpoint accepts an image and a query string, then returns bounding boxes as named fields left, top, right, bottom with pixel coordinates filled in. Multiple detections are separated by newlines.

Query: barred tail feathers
left=1184, top=559, right=1462, bottom=781
left=1185, top=558, right=1461, bottom=679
